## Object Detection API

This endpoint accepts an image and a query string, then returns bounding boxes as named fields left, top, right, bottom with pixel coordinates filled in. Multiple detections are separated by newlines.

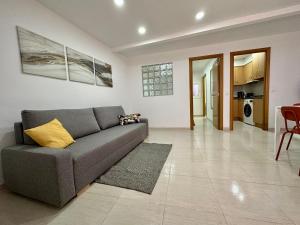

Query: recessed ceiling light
left=195, top=11, right=205, bottom=21
left=114, top=0, right=124, bottom=7
left=138, top=26, right=146, bottom=35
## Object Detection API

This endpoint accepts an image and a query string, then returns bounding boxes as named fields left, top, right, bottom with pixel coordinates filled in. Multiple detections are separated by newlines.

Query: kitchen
left=233, top=52, right=266, bottom=129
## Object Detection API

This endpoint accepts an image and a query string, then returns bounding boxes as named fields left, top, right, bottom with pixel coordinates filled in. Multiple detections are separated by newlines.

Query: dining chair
left=275, top=106, right=300, bottom=161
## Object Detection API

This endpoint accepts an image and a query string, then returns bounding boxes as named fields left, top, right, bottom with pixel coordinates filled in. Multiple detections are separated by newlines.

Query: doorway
left=189, top=54, right=224, bottom=130
left=230, top=48, right=271, bottom=131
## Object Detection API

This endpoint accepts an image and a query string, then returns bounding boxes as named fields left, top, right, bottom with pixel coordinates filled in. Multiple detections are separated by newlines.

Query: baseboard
left=255, top=123, right=264, bottom=129
left=268, top=128, right=287, bottom=132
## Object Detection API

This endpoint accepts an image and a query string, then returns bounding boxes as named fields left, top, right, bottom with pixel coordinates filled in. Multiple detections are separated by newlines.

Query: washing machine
left=243, top=99, right=254, bottom=125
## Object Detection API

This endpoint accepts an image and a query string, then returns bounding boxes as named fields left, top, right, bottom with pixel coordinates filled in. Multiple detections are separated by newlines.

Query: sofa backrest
left=93, top=106, right=125, bottom=130
left=14, top=122, right=24, bottom=144
left=21, top=108, right=100, bottom=145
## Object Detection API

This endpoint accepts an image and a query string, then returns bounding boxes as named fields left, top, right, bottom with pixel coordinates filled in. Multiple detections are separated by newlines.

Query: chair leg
left=275, top=132, right=287, bottom=161
left=286, top=133, right=294, bottom=150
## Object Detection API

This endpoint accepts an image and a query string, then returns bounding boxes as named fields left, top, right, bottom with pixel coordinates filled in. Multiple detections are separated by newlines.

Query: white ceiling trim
left=113, top=4, right=300, bottom=53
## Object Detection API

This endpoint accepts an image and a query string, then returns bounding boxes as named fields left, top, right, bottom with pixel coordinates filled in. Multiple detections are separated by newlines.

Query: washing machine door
left=244, top=104, right=252, bottom=117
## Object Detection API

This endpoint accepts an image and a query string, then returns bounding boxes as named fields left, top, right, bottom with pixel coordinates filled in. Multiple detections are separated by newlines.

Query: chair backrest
left=294, top=103, right=300, bottom=106
left=281, top=106, right=300, bottom=131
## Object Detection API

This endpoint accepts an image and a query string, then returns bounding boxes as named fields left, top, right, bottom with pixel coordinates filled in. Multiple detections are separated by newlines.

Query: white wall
left=128, top=31, right=300, bottom=129
left=0, top=0, right=131, bottom=184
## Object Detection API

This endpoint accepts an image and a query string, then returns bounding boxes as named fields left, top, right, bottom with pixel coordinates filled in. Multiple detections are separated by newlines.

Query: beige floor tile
left=210, top=180, right=293, bottom=224
left=166, top=175, right=221, bottom=213
left=163, top=205, right=227, bottom=225
left=169, top=160, right=209, bottom=178
left=87, top=183, right=123, bottom=198
left=239, top=162, right=300, bottom=186
left=119, top=181, right=168, bottom=204
left=206, top=161, right=254, bottom=182
left=0, top=189, right=59, bottom=225
left=102, top=198, right=164, bottom=225
left=48, top=193, right=118, bottom=225
left=225, top=215, right=293, bottom=225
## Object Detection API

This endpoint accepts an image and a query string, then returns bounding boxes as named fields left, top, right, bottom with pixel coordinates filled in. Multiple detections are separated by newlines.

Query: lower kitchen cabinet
left=253, top=99, right=263, bottom=126
left=234, top=99, right=244, bottom=121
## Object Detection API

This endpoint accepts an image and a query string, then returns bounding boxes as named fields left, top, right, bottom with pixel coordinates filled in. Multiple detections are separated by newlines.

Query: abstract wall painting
left=66, top=47, right=95, bottom=85
left=17, top=26, right=113, bottom=87
left=17, top=26, right=67, bottom=80
left=94, top=58, right=113, bottom=87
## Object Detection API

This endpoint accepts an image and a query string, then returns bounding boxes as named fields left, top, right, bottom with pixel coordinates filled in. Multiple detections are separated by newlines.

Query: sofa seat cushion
left=22, top=108, right=100, bottom=145
left=93, top=106, right=125, bottom=129
left=67, top=123, right=147, bottom=190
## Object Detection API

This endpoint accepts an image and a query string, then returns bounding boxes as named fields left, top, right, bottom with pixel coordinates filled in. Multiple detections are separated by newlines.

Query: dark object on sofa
left=1, top=106, right=148, bottom=207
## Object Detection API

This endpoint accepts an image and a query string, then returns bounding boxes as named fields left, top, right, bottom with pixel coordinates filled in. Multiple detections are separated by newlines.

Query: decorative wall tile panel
left=142, top=63, right=173, bottom=97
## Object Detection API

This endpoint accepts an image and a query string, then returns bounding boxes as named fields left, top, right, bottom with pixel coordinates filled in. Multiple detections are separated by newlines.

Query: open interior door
left=211, top=59, right=220, bottom=129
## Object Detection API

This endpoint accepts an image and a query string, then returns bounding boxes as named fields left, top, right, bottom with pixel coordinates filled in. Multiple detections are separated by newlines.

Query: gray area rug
left=96, top=143, right=172, bottom=194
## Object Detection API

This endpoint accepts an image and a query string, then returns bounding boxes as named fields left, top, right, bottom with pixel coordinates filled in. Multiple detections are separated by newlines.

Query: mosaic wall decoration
left=142, top=63, right=173, bottom=97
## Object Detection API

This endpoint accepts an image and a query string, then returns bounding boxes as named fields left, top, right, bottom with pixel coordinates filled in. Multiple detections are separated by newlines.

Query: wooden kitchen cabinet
left=234, top=53, right=265, bottom=85
left=234, top=66, right=245, bottom=85
left=253, top=99, right=263, bottom=126
left=244, top=62, right=253, bottom=83
left=252, top=53, right=265, bottom=80
left=234, top=99, right=244, bottom=121
left=257, top=53, right=265, bottom=79
left=234, top=99, right=239, bottom=119
left=252, top=53, right=259, bottom=79
left=238, top=100, right=244, bottom=120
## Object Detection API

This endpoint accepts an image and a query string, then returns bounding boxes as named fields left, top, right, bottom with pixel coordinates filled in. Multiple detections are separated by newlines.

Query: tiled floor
left=1, top=118, right=300, bottom=225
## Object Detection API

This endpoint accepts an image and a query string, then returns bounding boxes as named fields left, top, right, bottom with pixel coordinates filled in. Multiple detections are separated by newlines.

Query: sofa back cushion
left=93, top=106, right=125, bottom=129
left=22, top=108, right=100, bottom=144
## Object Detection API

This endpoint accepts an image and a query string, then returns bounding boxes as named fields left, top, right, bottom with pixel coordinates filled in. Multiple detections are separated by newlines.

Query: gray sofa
left=1, top=106, right=148, bottom=207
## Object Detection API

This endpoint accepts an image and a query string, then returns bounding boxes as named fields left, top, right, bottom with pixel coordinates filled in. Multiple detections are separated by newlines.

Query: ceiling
left=38, top=0, right=300, bottom=56
left=192, top=59, right=213, bottom=76
left=234, top=54, right=252, bottom=60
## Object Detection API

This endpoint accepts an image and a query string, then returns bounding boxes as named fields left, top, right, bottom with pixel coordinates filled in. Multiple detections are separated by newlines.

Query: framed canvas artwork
left=17, top=26, right=67, bottom=80
left=94, top=58, right=113, bottom=87
left=66, top=47, right=95, bottom=85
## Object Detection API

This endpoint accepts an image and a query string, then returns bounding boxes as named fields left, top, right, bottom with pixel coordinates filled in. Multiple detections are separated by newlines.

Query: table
left=274, top=106, right=283, bottom=156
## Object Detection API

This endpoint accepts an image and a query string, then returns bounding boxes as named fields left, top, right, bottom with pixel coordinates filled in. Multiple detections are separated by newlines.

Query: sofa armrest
left=140, top=118, right=149, bottom=136
left=1, top=145, right=76, bottom=207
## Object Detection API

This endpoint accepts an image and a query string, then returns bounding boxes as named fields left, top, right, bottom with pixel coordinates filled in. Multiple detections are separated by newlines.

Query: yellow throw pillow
left=24, top=119, right=75, bottom=149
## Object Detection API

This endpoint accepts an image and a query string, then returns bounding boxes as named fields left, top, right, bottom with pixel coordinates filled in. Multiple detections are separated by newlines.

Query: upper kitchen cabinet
left=233, top=52, right=266, bottom=86
left=252, top=53, right=266, bottom=80
left=252, top=53, right=259, bottom=79
left=244, top=62, right=253, bottom=82
left=257, top=53, right=266, bottom=79
left=234, top=66, right=245, bottom=85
